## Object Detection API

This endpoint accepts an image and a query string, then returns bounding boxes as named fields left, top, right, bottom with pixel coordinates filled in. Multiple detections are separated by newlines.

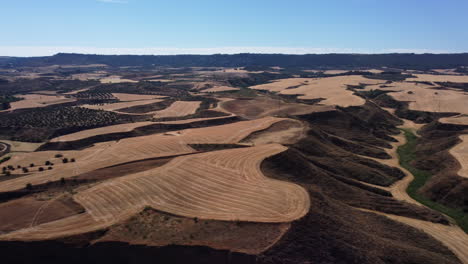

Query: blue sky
left=1, top=0, right=468, bottom=56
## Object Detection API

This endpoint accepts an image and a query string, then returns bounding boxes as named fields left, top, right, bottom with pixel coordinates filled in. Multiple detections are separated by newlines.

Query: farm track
left=1, top=144, right=310, bottom=240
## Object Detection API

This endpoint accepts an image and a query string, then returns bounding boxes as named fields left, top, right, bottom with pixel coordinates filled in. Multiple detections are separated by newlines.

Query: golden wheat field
left=152, top=101, right=201, bottom=118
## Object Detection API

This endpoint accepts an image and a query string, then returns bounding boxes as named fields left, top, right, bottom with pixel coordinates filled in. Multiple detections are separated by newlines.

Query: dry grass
left=449, top=135, right=468, bottom=179
left=1, top=144, right=309, bottom=240
left=152, top=101, right=201, bottom=118
left=2, top=94, right=75, bottom=111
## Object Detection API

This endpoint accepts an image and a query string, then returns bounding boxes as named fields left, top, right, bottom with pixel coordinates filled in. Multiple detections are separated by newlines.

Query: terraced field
left=1, top=143, right=309, bottom=240
left=0, top=117, right=284, bottom=193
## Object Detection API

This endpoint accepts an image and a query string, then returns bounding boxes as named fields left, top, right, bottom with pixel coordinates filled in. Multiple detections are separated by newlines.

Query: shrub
left=38, top=167, right=44, bottom=172
left=70, top=158, right=76, bottom=162
left=22, top=167, right=29, bottom=173
left=48, top=166, right=53, bottom=170
left=45, top=161, right=51, bottom=165
left=30, top=163, right=35, bottom=167
left=55, top=154, right=63, bottom=158
left=26, top=183, right=33, bottom=190
left=62, top=158, right=69, bottom=163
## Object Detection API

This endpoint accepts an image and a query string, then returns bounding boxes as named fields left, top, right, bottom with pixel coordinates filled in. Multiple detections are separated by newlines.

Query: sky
left=1, top=0, right=468, bottom=56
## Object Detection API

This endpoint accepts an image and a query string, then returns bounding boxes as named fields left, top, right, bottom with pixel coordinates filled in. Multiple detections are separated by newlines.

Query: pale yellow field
left=50, top=122, right=155, bottom=142
left=111, top=93, right=166, bottom=101
left=1, top=143, right=309, bottom=240
left=2, top=94, right=75, bottom=111
left=323, top=70, right=349, bottom=75
left=412, top=74, right=468, bottom=83
left=439, top=115, right=468, bottom=125
left=99, top=76, right=137, bottom=83
left=0, top=117, right=284, bottom=193
left=0, top=140, right=43, bottom=156
left=81, top=99, right=164, bottom=112
left=201, top=86, right=239, bottom=92
left=450, top=135, right=468, bottom=179
left=153, top=101, right=201, bottom=118
left=250, top=76, right=382, bottom=107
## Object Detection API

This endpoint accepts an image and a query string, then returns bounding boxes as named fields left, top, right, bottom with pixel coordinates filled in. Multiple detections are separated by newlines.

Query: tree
left=60, top=177, right=65, bottom=185
left=26, top=183, right=33, bottom=190
left=38, top=167, right=44, bottom=172
left=45, top=161, right=51, bottom=165
left=48, top=166, right=53, bottom=170
left=62, top=158, right=69, bottom=163
left=22, top=167, right=29, bottom=173
left=70, top=158, right=76, bottom=162
left=55, top=154, right=63, bottom=158
left=30, top=163, right=35, bottom=167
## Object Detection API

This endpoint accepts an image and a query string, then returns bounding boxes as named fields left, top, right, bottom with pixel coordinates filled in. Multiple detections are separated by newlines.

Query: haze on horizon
left=2, top=0, right=468, bottom=56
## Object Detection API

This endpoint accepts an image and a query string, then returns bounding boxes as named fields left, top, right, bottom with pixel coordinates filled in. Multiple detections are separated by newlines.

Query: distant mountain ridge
left=2, top=53, right=468, bottom=69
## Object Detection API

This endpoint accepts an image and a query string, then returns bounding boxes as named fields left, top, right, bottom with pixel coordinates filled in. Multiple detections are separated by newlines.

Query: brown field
left=201, top=86, right=239, bottom=92
left=152, top=101, right=201, bottom=118
left=0, top=117, right=284, bottom=193
left=49, top=121, right=155, bottom=142
left=0, top=140, right=44, bottom=154
left=449, top=135, right=468, bottom=179
left=81, top=99, right=164, bottom=112
left=439, top=115, right=468, bottom=125
left=251, top=76, right=382, bottom=107
left=1, top=144, right=309, bottom=240
left=1, top=94, right=75, bottom=111
left=111, top=93, right=166, bottom=101
left=221, top=97, right=334, bottom=119
left=364, top=81, right=468, bottom=115
left=412, top=74, right=468, bottom=83
left=99, top=76, right=138, bottom=83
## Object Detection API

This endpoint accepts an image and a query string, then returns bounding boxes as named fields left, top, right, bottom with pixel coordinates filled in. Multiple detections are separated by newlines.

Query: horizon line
left=1, top=46, right=467, bottom=57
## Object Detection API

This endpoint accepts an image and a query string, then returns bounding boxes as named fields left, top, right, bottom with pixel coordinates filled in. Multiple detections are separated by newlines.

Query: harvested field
left=440, top=115, right=468, bottom=125
left=201, top=86, right=239, bottom=93
left=49, top=121, right=155, bottom=142
left=152, top=101, right=201, bottom=119
left=366, top=81, right=468, bottom=115
left=449, top=135, right=468, bottom=178
left=0, top=117, right=284, bottom=192
left=111, top=93, right=166, bottom=101
left=0, top=140, right=43, bottom=153
left=413, top=74, right=468, bottom=83
left=99, top=76, right=137, bottom=83
left=241, top=119, right=306, bottom=145
left=323, top=70, right=349, bottom=75
left=221, top=97, right=333, bottom=119
left=251, top=76, right=382, bottom=107
left=1, top=144, right=309, bottom=240
left=2, top=94, right=75, bottom=111
left=81, top=99, right=164, bottom=112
